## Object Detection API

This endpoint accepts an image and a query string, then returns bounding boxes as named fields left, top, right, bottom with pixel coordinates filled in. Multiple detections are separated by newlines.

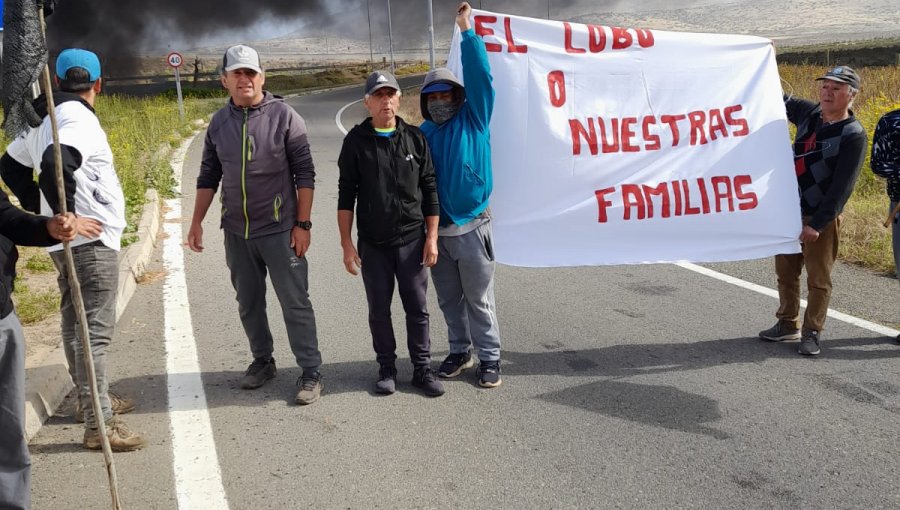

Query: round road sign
left=167, top=52, right=184, bottom=68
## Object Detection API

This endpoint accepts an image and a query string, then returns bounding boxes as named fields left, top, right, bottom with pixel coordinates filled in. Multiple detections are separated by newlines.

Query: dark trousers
left=224, top=230, right=321, bottom=370
left=359, top=236, right=432, bottom=367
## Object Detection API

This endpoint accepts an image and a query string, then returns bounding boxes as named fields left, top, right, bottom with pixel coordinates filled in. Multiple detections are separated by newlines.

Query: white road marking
left=163, top=135, right=230, bottom=509
left=677, top=262, right=900, bottom=338
left=335, top=99, right=362, bottom=135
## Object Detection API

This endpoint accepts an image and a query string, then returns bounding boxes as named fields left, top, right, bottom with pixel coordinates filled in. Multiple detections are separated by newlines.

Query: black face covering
left=428, top=99, right=460, bottom=124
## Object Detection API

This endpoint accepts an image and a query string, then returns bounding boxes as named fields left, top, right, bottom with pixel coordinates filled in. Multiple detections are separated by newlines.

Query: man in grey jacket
left=188, top=44, right=323, bottom=405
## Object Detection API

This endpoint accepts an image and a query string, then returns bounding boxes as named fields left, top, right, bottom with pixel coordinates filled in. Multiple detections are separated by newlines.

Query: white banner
left=447, top=11, right=801, bottom=267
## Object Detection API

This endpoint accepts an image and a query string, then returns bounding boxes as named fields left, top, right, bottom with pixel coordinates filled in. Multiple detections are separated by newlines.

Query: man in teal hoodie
left=420, top=2, right=502, bottom=388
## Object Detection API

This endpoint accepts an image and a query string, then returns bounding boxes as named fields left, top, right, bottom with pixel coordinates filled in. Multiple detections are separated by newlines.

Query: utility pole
left=387, top=0, right=395, bottom=73
left=427, top=0, right=435, bottom=69
left=366, top=0, right=374, bottom=70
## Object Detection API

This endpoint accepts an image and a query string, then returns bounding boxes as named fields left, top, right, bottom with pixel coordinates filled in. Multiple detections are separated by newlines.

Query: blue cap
left=422, top=82, right=454, bottom=94
left=56, top=49, right=101, bottom=82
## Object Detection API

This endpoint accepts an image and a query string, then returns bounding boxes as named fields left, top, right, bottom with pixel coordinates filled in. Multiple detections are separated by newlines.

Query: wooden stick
left=38, top=7, right=122, bottom=510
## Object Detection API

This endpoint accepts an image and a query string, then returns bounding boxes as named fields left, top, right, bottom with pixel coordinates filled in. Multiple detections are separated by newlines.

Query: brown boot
left=83, top=417, right=146, bottom=452
left=75, top=392, right=136, bottom=423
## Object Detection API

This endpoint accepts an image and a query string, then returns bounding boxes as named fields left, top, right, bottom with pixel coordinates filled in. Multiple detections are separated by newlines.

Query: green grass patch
left=12, top=280, right=58, bottom=325
left=24, top=253, right=54, bottom=273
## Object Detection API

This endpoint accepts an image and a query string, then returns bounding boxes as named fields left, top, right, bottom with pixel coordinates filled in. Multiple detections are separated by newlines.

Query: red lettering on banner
left=697, top=177, right=711, bottom=214
left=682, top=180, right=701, bottom=215
left=635, top=29, right=654, bottom=48
left=711, top=176, right=734, bottom=212
left=568, top=105, right=750, bottom=156
left=724, top=105, right=749, bottom=136
left=595, top=187, right=616, bottom=222
left=474, top=16, right=502, bottom=52
left=642, top=183, right=671, bottom=218
left=564, top=23, right=585, bottom=53
left=660, top=114, right=686, bottom=146
left=594, top=176, right=760, bottom=223
left=548, top=71, right=566, bottom=107
left=598, top=118, right=621, bottom=153
left=474, top=16, right=526, bottom=53
left=708, top=108, right=728, bottom=141
left=569, top=118, right=598, bottom=156
left=588, top=24, right=606, bottom=52
left=672, top=179, right=683, bottom=216
left=563, top=24, right=653, bottom=53
left=611, top=27, right=633, bottom=49
left=622, top=184, right=646, bottom=220
left=734, top=175, right=759, bottom=210
left=642, top=117, right=660, bottom=150
left=505, top=17, right=528, bottom=53
left=688, top=110, right=708, bottom=145
left=620, top=117, right=639, bottom=152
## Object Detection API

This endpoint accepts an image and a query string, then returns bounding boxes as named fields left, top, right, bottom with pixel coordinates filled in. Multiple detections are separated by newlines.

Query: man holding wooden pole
left=0, top=48, right=145, bottom=451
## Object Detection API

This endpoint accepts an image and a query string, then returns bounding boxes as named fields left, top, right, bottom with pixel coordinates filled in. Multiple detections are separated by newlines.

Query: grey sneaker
left=411, top=366, right=445, bottom=397
left=83, top=416, right=146, bottom=452
left=240, top=357, right=276, bottom=389
left=295, top=371, right=323, bottom=405
left=374, top=364, right=397, bottom=395
left=75, top=391, right=136, bottom=423
left=798, top=330, right=821, bottom=356
left=759, top=322, right=801, bottom=342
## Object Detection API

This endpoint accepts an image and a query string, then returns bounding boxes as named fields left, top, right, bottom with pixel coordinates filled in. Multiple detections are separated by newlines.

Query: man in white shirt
left=0, top=48, right=144, bottom=451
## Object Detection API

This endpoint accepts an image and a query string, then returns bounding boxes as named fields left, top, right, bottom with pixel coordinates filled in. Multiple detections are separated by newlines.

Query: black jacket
left=0, top=187, right=56, bottom=318
left=337, top=116, right=440, bottom=247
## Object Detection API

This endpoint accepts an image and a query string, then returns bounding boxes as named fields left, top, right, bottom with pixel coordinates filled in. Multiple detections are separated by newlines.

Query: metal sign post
left=167, top=51, right=185, bottom=120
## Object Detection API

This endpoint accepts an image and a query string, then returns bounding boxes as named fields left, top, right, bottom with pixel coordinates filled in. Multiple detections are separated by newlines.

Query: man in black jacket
left=0, top=188, right=75, bottom=510
left=337, top=70, right=444, bottom=397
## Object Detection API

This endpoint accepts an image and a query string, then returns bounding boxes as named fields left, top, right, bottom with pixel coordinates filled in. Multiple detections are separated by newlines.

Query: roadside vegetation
left=6, top=60, right=900, bottom=324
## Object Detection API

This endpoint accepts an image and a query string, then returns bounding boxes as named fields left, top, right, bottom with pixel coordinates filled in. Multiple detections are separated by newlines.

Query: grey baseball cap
left=223, top=45, right=262, bottom=73
left=365, top=70, right=400, bottom=95
left=816, top=66, right=860, bottom=89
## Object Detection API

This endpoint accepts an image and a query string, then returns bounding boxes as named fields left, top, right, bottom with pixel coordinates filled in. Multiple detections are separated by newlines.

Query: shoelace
left=299, top=375, right=319, bottom=390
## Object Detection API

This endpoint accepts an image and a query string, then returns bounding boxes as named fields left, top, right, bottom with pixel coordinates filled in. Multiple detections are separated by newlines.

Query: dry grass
left=781, top=64, right=900, bottom=274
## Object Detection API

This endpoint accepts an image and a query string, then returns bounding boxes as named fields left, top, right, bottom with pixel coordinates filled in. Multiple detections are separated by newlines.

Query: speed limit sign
left=167, top=52, right=183, bottom=68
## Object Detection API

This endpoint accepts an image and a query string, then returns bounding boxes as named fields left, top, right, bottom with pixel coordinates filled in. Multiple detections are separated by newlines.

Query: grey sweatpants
left=0, top=312, right=30, bottom=510
left=224, top=230, right=321, bottom=370
left=430, top=222, right=501, bottom=362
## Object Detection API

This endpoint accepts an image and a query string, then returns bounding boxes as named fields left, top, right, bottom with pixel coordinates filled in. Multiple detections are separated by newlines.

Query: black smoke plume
left=44, top=0, right=608, bottom=76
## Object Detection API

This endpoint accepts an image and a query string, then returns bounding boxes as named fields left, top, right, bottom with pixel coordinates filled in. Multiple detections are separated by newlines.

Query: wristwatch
left=294, top=220, right=312, bottom=230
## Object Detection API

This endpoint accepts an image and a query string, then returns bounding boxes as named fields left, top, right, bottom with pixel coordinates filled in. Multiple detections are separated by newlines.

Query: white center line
left=677, top=262, right=899, bottom=338
left=163, top=135, right=229, bottom=509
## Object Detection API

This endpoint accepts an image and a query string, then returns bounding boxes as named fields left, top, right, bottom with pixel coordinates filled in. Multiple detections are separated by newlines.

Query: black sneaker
left=438, top=351, right=475, bottom=378
left=240, top=357, right=276, bottom=389
left=411, top=366, right=445, bottom=397
left=798, top=330, right=821, bottom=356
left=759, top=322, right=801, bottom=342
left=374, top=364, right=397, bottom=395
left=477, top=360, right=502, bottom=388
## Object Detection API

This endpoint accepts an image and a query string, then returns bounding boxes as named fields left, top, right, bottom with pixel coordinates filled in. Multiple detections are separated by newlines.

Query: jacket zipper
left=241, top=108, right=250, bottom=239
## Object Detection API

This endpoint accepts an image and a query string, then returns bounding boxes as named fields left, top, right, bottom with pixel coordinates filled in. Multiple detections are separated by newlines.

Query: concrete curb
left=24, top=188, right=163, bottom=441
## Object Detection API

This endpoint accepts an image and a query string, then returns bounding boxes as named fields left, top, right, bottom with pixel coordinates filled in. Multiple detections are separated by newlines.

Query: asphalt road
left=28, top=77, right=900, bottom=509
